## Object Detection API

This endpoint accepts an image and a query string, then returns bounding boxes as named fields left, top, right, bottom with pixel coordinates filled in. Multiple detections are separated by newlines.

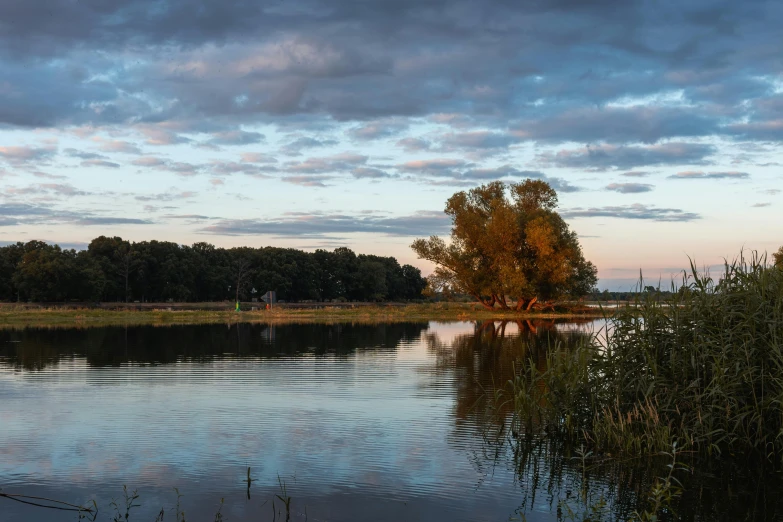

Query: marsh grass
left=0, top=302, right=605, bottom=330
left=502, top=251, right=783, bottom=465
left=493, top=433, right=691, bottom=521
left=21, top=483, right=286, bottom=522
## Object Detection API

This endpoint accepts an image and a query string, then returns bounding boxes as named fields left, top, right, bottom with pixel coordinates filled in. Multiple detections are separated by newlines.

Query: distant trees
left=411, top=180, right=598, bottom=310
left=10, top=241, right=104, bottom=302
left=774, top=246, right=783, bottom=269
left=0, top=238, right=427, bottom=303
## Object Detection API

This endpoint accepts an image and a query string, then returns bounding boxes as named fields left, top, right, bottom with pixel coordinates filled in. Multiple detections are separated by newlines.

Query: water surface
left=1, top=320, right=780, bottom=521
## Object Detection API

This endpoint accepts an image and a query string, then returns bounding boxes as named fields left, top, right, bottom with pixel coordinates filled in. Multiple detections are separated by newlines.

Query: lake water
left=1, top=320, right=781, bottom=521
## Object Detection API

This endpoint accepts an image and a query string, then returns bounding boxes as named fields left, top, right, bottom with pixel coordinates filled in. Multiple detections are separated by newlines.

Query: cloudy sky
left=0, top=0, right=781, bottom=289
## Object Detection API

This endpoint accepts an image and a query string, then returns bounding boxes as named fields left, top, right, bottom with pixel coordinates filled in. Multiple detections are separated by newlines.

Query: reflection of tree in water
left=425, top=319, right=594, bottom=424
left=428, top=320, right=783, bottom=521
left=0, top=322, right=430, bottom=370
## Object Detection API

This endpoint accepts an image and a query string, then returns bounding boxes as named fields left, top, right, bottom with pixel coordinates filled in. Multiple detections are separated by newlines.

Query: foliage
left=774, top=245, right=783, bottom=268
left=591, top=289, right=676, bottom=302
left=503, top=252, right=783, bottom=466
left=411, top=180, right=597, bottom=310
left=0, top=238, right=426, bottom=303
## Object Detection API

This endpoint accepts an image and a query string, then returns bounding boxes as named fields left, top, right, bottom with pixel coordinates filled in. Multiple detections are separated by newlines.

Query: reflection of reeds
left=0, top=492, right=96, bottom=517
left=3, top=479, right=291, bottom=521
left=425, top=318, right=592, bottom=424
left=491, top=253, right=783, bottom=519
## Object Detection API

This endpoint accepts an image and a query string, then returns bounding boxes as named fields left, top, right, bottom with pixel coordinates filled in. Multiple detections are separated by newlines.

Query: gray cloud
left=538, top=143, right=716, bottom=170
left=240, top=152, right=277, bottom=164
left=5, top=183, right=90, bottom=197
left=620, top=171, right=651, bottom=177
left=282, top=174, right=335, bottom=187
left=75, top=217, right=153, bottom=225
left=206, top=160, right=275, bottom=177
left=135, top=126, right=191, bottom=146
left=348, top=119, right=409, bottom=140
left=132, top=157, right=202, bottom=176
left=130, top=157, right=165, bottom=168
left=0, top=202, right=152, bottom=226
left=751, top=202, right=771, bottom=208
left=284, top=153, right=368, bottom=174
left=606, top=182, right=654, bottom=193
left=396, top=138, right=431, bottom=152
left=93, top=139, right=142, bottom=154
left=725, top=121, right=783, bottom=141
left=0, top=0, right=780, bottom=150
left=352, top=167, right=395, bottom=179
left=30, top=171, right=66, bottom=180
left=439, top=131, right=516, bottom=150
left=562, top=204, right=700, bottom=222
left=513, top=106, right=720, bottom=144
left=0, top=0, right=782, bottom=237
left=546, top=177, right=584, bottom=194
left=668, top=171, right=750, bottom=180
left=397, top=162, right=584, bottom=191
left=460, top=166, right=540, bottom=180
left=64, top=148, right=108, bottom=160
left=81, top=159, right=121, bottom=169
left=135, top=190, right=197, bottom=202
left=201, top=210, right=450, bottom=237
left=206, top=130, right=265, bottom=146
left=280, top=137, right=339, bottom=156
left=0, top=145, right=57, bottom=164
left=397, top=158, right=471, bottom=175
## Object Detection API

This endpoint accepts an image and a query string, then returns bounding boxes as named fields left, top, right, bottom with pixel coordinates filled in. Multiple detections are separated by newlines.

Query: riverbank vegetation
left=0, top=301, right=605, bottom=329
left=0, top=239, right=426, bottom=303
left=501, top=252, right=783, bottom=467
left=412, top=180, right=597, bottom=311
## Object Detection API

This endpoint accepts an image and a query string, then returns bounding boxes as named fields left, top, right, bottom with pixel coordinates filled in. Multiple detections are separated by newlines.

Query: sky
left=0, top=0, right=781, bottom=290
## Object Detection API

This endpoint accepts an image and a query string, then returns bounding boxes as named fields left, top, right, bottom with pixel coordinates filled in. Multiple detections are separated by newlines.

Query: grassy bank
left=0, top=302, right=607, bottom=329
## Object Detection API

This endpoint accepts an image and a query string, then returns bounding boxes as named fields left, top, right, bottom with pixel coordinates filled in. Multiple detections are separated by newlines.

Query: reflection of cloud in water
left=1, top=320, right=780, bottom=521
left=0, top=322, right=531, bottom=522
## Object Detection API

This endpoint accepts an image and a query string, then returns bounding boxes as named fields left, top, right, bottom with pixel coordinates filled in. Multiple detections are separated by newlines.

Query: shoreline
left=0, top=303, right=612, bottom=329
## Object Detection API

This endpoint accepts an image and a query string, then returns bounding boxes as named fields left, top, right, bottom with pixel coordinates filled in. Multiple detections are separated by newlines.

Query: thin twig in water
left=0, top=493, right=95, bottom=513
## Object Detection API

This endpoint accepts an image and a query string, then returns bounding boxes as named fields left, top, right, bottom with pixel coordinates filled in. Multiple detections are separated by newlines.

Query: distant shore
left=0, top=301, right=614, bottom=329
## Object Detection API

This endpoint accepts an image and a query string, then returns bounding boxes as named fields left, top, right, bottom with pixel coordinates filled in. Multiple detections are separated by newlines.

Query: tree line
left=0, top=238, right=427, bottom=303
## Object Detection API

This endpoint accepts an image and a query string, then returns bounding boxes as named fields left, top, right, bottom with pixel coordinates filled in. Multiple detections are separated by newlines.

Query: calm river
left=1, top=321, right=781, bottom=521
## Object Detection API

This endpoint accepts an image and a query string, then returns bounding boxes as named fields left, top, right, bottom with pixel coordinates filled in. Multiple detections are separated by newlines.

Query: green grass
left=501, top=252, right=783, bottom=466
left=0, top=302, right=606, bottom=329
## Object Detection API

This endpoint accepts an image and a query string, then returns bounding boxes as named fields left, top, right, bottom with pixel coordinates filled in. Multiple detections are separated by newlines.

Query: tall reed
left=504, top=252, right=783, bottom=465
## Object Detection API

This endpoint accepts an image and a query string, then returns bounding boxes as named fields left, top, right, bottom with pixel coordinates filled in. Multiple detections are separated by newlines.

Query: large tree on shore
left=774, top=246, right=783, bottom=268
left=411, top=180, right=597, bottom=310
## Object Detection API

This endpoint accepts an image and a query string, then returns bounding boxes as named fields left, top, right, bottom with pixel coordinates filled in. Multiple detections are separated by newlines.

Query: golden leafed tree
left=774, top=245, right=783, bottom=268
left=411, top=180, right=597, bottom=310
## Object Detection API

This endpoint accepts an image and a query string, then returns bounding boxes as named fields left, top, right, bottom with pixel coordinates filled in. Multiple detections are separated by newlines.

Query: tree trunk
left=479, top=320, right=496, bottom=337
left=496, top=293, right=510, bottom=310
left=525, top=296, right=538, bottom=311
left=525, top=320, right=537, bottom=334
left=472, top=293, right=496, bottom=310
left=515, top=298, right=528, bottom=311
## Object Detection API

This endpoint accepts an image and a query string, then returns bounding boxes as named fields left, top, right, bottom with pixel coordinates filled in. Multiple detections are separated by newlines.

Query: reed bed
left=504, top=252, right=783, bottom=465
